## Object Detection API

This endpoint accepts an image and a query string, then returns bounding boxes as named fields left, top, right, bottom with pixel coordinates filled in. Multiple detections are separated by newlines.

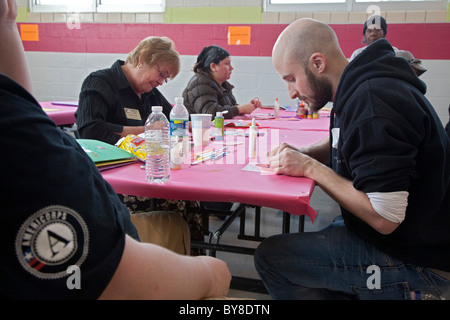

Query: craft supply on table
left=214, top=111, right=225, bottom=141
left=170, top=97, right=190, bottom=170
left=191, top=114, right=212, bottom=147
left=190, top=146, right=228, bottom=165
left=274, top=97, right=280, bottom=118
left=248, top=118, right=257, bottom=159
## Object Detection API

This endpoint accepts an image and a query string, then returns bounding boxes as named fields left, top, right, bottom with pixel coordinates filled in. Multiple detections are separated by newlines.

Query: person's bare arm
left=0, top=0, right=33, bottom=93
left=98, top=235, right=231, bottom=300
left=268, top=136, right=330, bottom=164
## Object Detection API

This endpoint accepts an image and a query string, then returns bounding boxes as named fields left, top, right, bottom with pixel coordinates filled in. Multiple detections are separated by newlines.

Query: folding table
left=100, top=109, right=330, bottom=292
left=40, top=101, right=78, bottom=126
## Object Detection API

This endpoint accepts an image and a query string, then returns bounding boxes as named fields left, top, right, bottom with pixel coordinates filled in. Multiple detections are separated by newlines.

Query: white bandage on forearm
left=367, top=191, right=409, bottom=224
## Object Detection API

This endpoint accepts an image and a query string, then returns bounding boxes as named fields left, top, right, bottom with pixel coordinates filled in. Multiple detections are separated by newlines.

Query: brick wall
left=17, top=0, right=450, bottom=125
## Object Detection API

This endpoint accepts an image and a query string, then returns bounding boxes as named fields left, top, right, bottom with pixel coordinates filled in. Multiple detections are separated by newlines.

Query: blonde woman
left=76, top=36, right=180, bottom=145
left=76, top=37, right=206, bottom=253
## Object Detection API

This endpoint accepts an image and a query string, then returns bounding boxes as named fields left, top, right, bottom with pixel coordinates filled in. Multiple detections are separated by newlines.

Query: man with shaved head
left=254, top=19, right=450, bottom=300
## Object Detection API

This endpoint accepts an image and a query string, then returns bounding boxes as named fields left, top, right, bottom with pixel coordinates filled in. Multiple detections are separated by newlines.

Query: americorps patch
left=15, top=205, right=89, bottom=279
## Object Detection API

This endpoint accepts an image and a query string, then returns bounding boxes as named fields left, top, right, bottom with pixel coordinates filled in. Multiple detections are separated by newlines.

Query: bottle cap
left=152, top=106, right=163, bottom=112
left=251, top=117, right=256, bottom=127
left=175, top=97, right=183, bottom=104
left=216, top=111, right=223, bottom=118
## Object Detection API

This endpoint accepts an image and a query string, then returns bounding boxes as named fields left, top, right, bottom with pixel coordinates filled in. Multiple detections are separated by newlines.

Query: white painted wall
left=26, top=51, right=450, bottom=126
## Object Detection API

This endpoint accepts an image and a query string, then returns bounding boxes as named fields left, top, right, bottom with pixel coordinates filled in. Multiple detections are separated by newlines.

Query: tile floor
left=206, top=186, right=341, bottom=300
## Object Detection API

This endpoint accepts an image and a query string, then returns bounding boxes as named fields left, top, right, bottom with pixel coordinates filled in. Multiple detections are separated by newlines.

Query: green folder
left=76, top=139, right=137, bottom=169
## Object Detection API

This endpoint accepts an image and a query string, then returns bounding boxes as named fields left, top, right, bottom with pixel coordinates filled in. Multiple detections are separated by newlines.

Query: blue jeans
left=254, top=219, right=450, bottom=300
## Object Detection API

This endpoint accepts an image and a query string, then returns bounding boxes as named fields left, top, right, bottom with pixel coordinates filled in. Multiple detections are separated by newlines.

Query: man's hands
left=267, top=142, right=314, bottom=178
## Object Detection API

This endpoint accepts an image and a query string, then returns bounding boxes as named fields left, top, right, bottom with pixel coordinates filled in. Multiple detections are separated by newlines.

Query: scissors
left=251, top=97, right=262, bottom=109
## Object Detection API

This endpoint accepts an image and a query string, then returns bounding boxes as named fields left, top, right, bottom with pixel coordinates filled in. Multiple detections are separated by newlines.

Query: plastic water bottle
left=169, top=97, right=190, bottom=169
left=145, top=106, right=170, bottom=183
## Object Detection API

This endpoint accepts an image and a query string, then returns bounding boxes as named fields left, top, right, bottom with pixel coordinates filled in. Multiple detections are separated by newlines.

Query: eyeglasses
left=157, top=64, right=170, bottom=84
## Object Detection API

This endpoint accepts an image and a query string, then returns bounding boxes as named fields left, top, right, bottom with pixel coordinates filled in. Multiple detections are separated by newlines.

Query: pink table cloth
left=101, top=129, right=329, bottom=221
left=40, top=101, right=78, bottom=126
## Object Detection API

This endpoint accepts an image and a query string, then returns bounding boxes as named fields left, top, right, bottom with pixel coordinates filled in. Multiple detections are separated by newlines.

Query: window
left=264, top=0, right=447, bottom=12
left=270, top=0, right=345, bottom=3
left=30, top=0, right=165, bottom=13
left=264, top=0, right=347, bottom=12
left=352, top=0, right=447, bottom=11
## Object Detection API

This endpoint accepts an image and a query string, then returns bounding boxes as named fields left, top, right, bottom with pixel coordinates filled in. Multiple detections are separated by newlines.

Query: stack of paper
left=77, top=139, right=138, bottom=171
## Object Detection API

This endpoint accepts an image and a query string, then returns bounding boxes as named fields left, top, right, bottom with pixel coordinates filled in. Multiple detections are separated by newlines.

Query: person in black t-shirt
left=0, top=0, right=231, bottom=300
left=76, top=36, right=180, bottom=145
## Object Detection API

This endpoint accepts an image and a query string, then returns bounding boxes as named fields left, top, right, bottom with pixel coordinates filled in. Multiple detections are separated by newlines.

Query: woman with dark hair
left=182, top=45, right=260, bottom=119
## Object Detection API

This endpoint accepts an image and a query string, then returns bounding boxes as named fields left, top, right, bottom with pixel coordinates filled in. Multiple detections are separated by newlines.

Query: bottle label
left=214, top=117, right=224, bottom=129
left=214, top=117, right=224, bottom=139
left=170, top=119, right=188, bottom=136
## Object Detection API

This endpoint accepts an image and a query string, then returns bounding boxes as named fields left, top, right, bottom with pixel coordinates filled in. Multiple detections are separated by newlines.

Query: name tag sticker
left=124, top=108, right=142, bottom=121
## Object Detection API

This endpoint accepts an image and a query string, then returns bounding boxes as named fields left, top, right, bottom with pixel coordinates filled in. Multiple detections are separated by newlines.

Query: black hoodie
left=331, top=39, right=450, bottom=271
